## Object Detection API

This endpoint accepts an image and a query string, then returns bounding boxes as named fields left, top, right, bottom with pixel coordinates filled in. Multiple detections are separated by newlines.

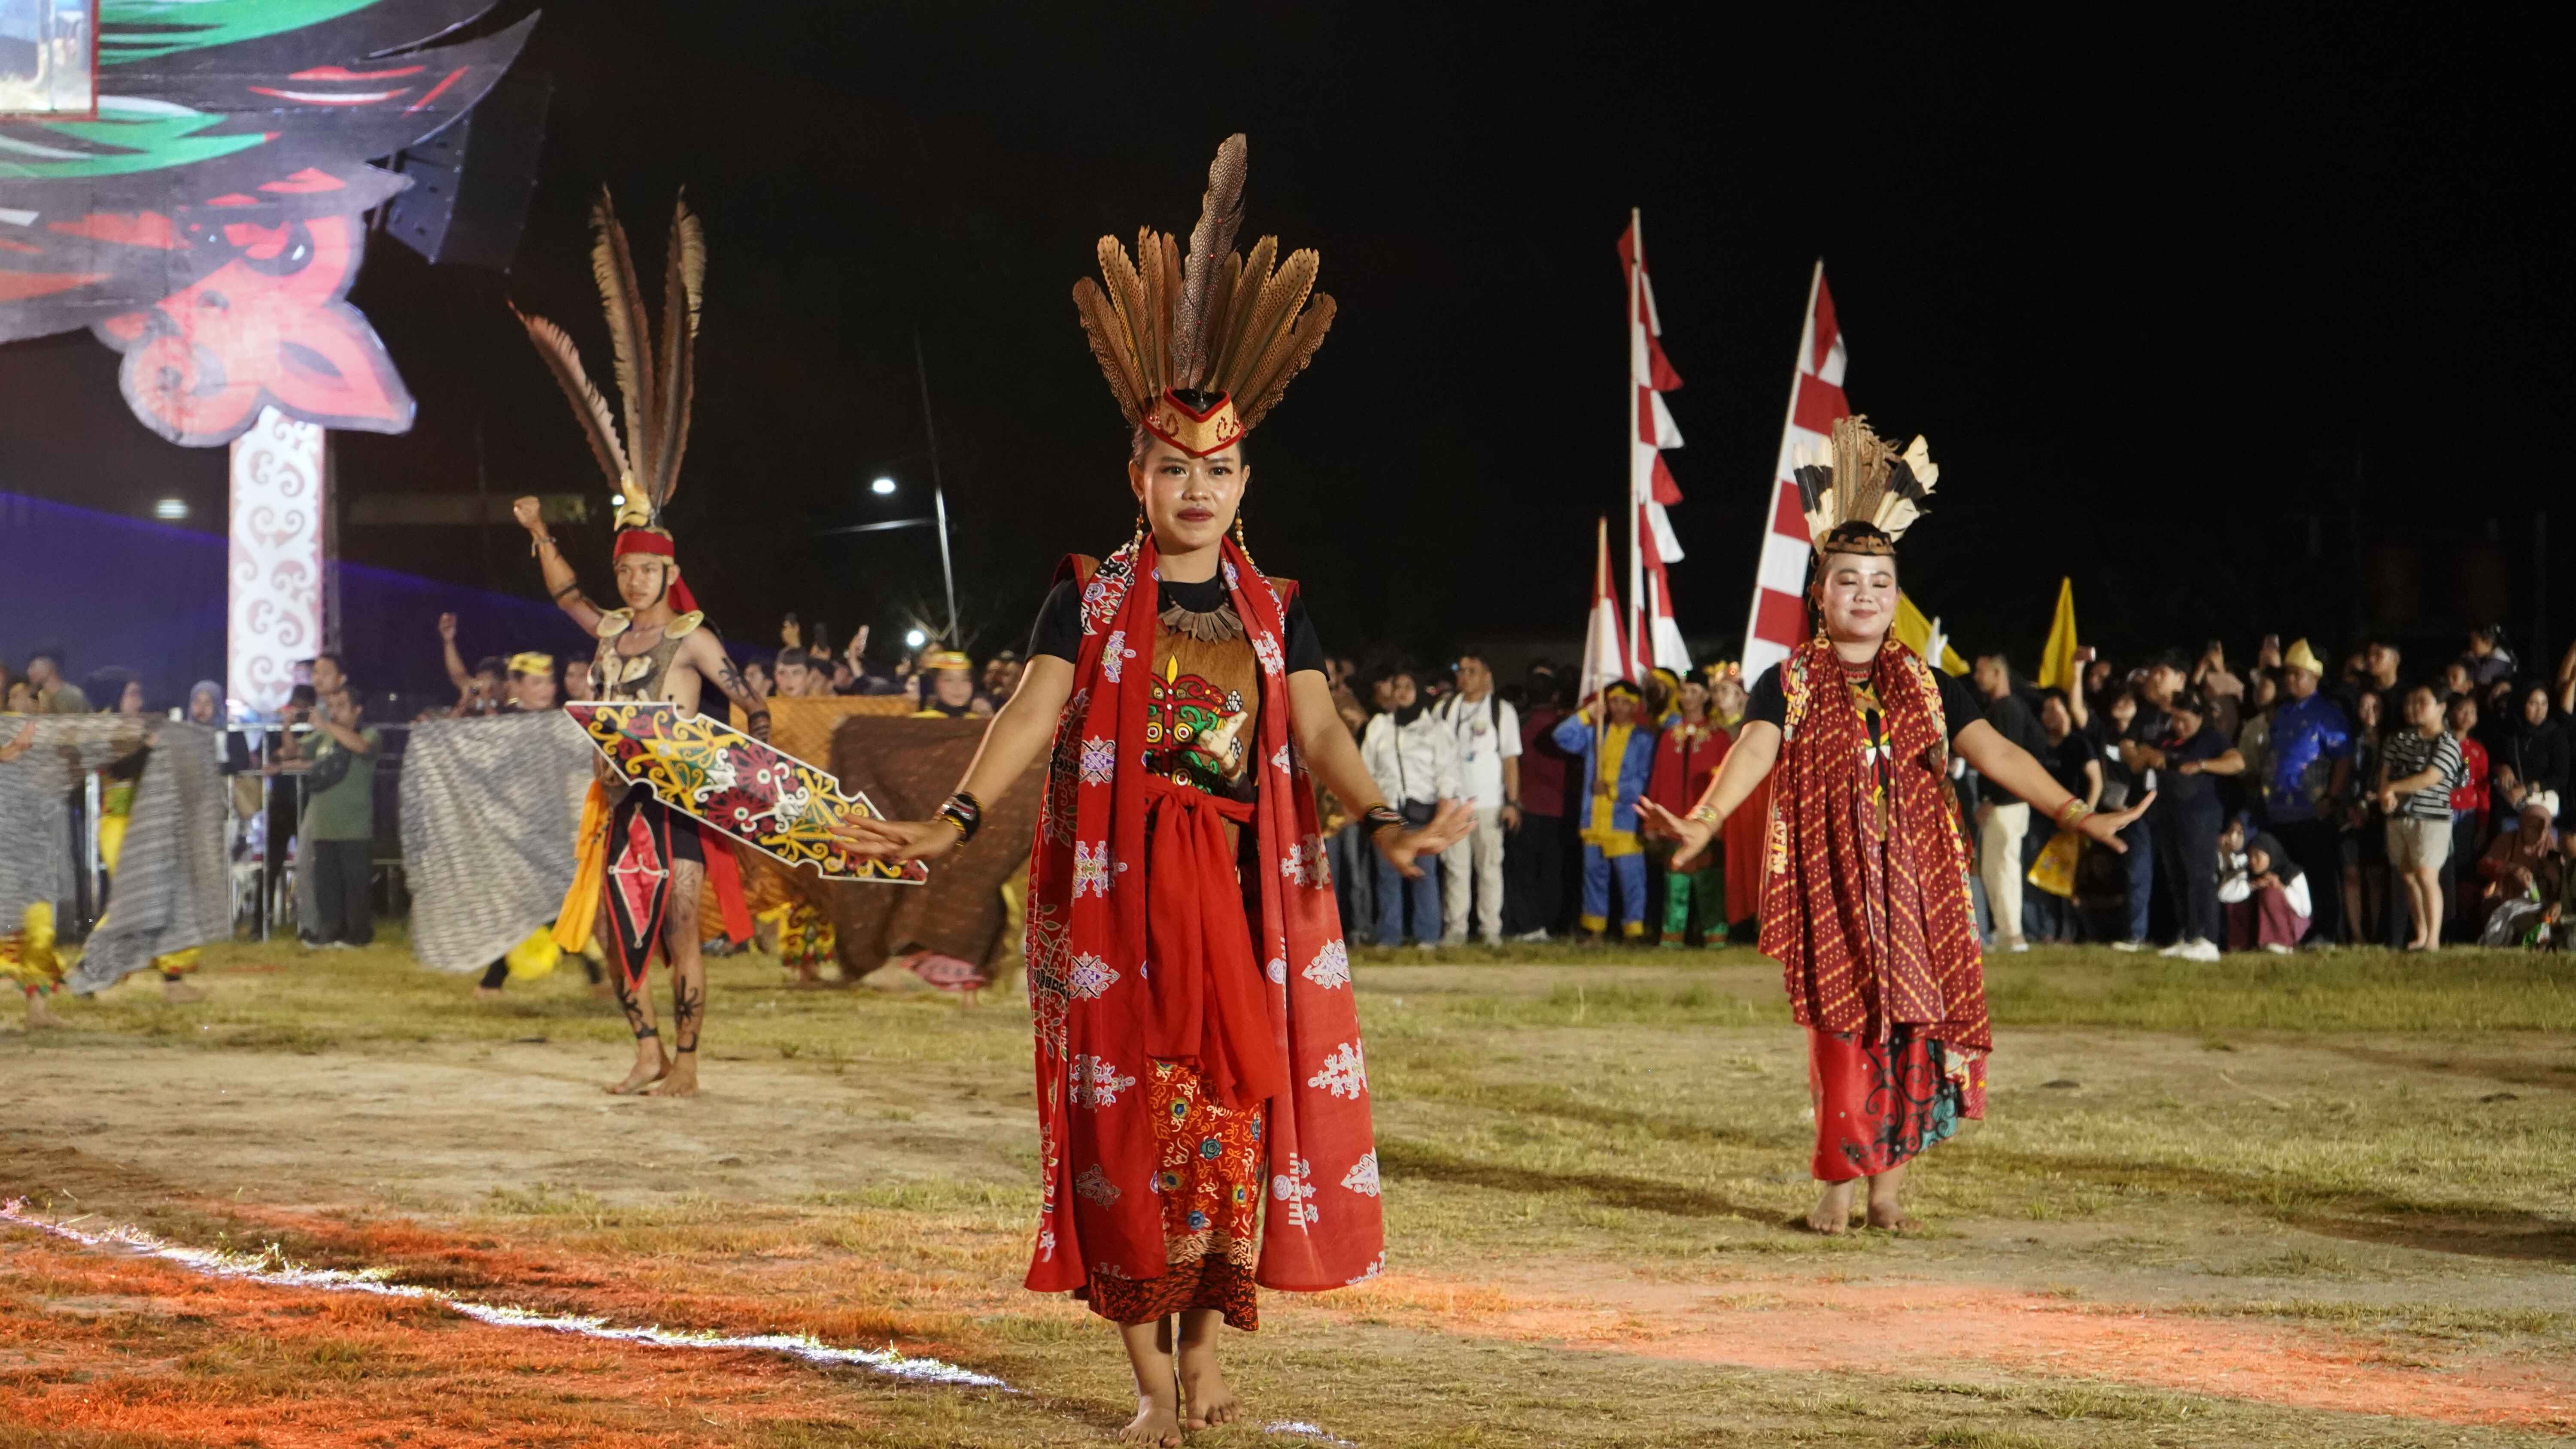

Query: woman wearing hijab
left=2495, top=684, right=2570, bottom=820
left=2223, top=831, right=2311, bottom=953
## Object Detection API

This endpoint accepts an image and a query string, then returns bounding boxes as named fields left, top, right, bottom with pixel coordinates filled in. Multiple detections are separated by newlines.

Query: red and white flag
left=1639, top=524, right=1692, bottom=678
left=1577, top=516, right=1631, bottom=705
left=1740, top=261, right=1850, bottom=680
left=1619, top=210, right=1690, bottom=676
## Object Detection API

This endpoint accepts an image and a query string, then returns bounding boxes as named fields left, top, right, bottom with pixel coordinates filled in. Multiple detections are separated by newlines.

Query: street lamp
left=870, top=476, right=896, bottom=496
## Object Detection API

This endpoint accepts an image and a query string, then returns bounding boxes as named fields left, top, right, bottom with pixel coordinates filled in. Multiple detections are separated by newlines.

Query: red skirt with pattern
left=1807, top=1025, right=1983, bottom=1182
left=1078, top=1059, right=1265, bottom=1330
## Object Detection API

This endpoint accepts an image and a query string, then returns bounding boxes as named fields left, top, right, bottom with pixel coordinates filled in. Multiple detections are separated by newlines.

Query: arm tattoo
left=714, top=658, right=771, bottom=740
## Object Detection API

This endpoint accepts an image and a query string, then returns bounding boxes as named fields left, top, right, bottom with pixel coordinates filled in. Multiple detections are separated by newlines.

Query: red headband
left=613, top=529, right=699, bottom=615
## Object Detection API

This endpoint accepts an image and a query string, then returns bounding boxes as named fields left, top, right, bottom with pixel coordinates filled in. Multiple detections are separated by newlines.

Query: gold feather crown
left=1072, top=134, right=1336, bottom=456
left=513, top=188, right=706, bottom=532
left=1791, top=415, right=1940, bottom=556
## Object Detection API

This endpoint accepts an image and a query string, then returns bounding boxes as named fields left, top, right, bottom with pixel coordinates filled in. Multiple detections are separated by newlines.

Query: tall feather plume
left=1157, top=231, right=1183, bottom=390
left=1208, top=235, right=1276, bottom=383
left=1200, top=250, right=1240, bottom=382
left=513, top=305, right=630, bottom=491
left=587, top=189, right=657, bottom=489
left=1173, top=133, right=1247, bottom=388
left=1213, top=246, right=1317, bottom=401
left=1072, top=277, right=1147, bottom=424
left=650, top=195, right=701, bottom=513
left=1136, top=227, right=1174, bottom=399
left=1235, top=294, right=1334, bottom=429
left=672, top=191, right=708, bottom=340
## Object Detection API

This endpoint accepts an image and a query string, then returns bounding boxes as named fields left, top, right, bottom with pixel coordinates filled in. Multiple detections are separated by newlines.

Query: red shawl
left=1755, top=637, right=1990, bottom=1055
left=1023, top=535, right=1384, bottom=1294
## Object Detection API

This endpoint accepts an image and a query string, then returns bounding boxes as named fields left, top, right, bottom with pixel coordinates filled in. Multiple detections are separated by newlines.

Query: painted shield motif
left=566, top=701, right=927, bottom=884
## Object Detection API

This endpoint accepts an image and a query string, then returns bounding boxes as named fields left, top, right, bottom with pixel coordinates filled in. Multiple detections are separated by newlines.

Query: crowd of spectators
left=17, top=615, right=2576, bottom=960
left=0, top=644, right=382, bottom=954
left=2011, top=627, right=2576, bottom=956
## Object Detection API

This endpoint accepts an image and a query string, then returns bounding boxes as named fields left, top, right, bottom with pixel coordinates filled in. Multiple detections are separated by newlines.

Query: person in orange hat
left=911, top=649, right=992, bottom=719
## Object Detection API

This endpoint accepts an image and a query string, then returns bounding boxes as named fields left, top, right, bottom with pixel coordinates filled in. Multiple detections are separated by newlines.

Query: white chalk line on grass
left=0, top=1199, right=1355, bottom=1443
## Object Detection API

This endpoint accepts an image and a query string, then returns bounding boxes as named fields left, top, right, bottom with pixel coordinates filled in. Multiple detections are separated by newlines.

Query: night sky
left=5, top=4, right=2568, bottom=685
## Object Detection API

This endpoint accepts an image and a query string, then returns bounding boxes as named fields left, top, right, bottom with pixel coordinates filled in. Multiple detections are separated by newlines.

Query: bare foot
left=161, top=980, right=206, bottom=1004
left=1178, top=1346, right=1242, bottom=1431
left=1806, top=1179, right=1856, bottom=1234
left=1865, top=1201, right=1923, bottom=1232
left=1119, top=1391, right=1182, bottom=1447
left=473, top=985, right=505, bottom=1000
left=24, top=994, right=63, bottom=1029
left=605, top=1046, right=670, bottom=1095
left=645, top=1055, right=699, bottom=1098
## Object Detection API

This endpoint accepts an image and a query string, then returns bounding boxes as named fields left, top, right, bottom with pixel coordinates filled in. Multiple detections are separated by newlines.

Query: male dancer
left=509, top=189, right=762, bottom=1097
left=516, top=497, right=763, bottom=1093
left=1645, top=418, right=2149, bottom=1233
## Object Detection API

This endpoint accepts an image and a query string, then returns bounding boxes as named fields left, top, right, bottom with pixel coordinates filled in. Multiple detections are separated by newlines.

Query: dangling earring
left=1233, top=514, right=1247, bottom=552
left=1130, top=506, right=1147, bottom=555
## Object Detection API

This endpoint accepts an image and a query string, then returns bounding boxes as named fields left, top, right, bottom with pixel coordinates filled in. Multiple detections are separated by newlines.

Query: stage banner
left=228, top=406, right=325, bottom=718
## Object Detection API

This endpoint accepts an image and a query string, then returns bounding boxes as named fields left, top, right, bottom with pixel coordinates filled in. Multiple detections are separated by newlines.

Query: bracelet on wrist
left=1686, top=803, right=1722, bottom=826
left=1359, top=804, right=1403, bottom=841
left=935, top=789, right=984, bottom=846
left=2055, top=797, right=2093, bottom=828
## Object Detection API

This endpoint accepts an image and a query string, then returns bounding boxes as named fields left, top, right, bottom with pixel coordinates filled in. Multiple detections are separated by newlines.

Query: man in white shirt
left=1432, top=655, right=1521, bottom=944
left=1360, top=669, right=1464, bottom=946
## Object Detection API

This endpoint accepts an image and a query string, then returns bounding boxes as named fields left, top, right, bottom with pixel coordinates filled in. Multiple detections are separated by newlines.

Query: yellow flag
left=2037, top=576, right=2079, bottom=690
left=1892, top=591, right=1969, bottom=676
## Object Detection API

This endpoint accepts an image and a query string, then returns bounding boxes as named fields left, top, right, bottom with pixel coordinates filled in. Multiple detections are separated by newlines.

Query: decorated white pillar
left=228, top=407, right=328, bottom=717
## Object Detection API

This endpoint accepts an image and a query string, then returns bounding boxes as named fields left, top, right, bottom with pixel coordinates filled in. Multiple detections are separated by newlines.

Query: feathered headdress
left=513, top=188, right=706, bottom=536
left=1790, top=415, right=1939, bottom=557
left=1071, top=134, right=1336, bottom=456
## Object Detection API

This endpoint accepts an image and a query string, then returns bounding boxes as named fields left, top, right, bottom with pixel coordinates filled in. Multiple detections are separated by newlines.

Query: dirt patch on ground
left=1334, top=1264, right=2576, bottom=1431
left=2, top=1037, right=1032, bottom=1216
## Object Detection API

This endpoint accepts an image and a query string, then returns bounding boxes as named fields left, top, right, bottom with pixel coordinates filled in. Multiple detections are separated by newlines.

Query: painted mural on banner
left=0, top=0, right=532, bottom=445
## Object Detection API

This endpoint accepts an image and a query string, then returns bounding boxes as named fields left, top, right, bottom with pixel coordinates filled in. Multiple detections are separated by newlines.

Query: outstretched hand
left=1637, top=798, right=1717, bottom=871
left=2077, top=791, right=2154, bottom=852
left=1376, top=799, right=1473, bottom=879
left=828, top=812, right=956, bottom=867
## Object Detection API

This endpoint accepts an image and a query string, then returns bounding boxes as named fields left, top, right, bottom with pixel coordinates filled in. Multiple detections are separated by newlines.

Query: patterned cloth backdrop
left=399, top=710, right=594, bottom=972
left=0, top=716, right=149, bottom=922
left=75, top=723, right=229, bottom=994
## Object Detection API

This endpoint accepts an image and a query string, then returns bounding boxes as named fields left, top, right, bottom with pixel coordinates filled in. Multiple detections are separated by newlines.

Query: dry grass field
left=3, top=933, right=2572, bottom=1447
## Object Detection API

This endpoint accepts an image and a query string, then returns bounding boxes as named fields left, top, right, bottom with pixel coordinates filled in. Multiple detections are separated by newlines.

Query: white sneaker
left=2261, top=942, right=2293, bottom=955
left=2007, top=941, right=2031, bottom=954
left=2157, top=940, right=2193, bottom=957
left=1513, top=929, right=1552, bottom=943
left=2110, top=939, right=2147, bottom=953
left=2178, top=938, right=2221, bottom=962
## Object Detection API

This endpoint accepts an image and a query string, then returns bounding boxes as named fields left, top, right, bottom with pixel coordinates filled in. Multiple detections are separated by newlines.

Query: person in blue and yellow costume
left=1555, top=679, right=1659, bottom=942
